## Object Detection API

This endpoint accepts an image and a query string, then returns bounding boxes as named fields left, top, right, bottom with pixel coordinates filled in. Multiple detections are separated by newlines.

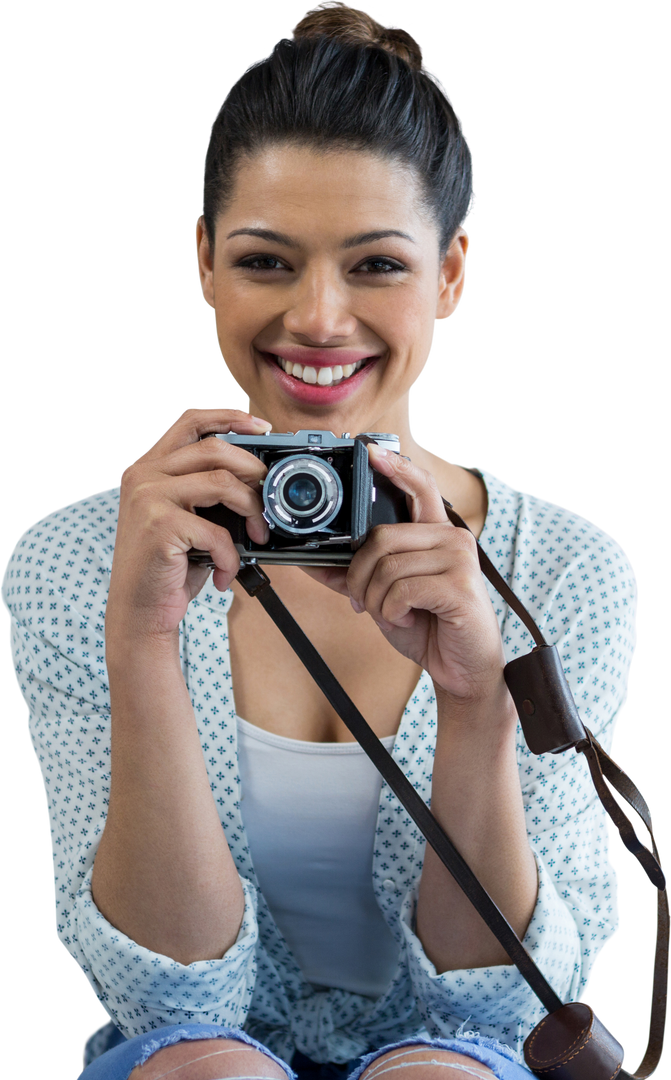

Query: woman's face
left=197, top=145, right=467, bottom=438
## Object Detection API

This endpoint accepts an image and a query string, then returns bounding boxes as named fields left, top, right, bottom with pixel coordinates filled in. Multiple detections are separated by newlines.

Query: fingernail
left=252, top=416, right=271, bottom=427
left=371, top=445, right=389, bottom=457
left=350, top=596, right=363, bottom=614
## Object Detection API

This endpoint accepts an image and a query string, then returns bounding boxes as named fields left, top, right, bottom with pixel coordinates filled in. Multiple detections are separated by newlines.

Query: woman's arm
left=343, top=445, right=537, bottom=971
left=91, top=409, right=270, bottom=965
left=94, top=630, right=246, bottom=965
left=415, top=687, right=537, bottom=970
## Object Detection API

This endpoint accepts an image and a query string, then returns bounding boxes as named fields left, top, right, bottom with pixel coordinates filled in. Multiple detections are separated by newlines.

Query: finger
left=175, top=505, right=243, bottom=591
left=187, top=410, right=272, bottom=440
left=172, top=406, right=272, bottom=438
left=360, top=546, right=457, bottom=625
left=361, top=576, right=441, bottom=633
left=153, top=406, right=272, bottom=455
left=301, top=565, right=350, bottom=595
left=167, top=466, right=269, bottom=548
left=347, top=523, right=475, bottom=611
left=120, top=410, right=269, bottom=483
left=378, top=574, right=449, bottom=629
left=148, top=435, right=268, bottom=486
left=367, top=443, right=448, bottom=524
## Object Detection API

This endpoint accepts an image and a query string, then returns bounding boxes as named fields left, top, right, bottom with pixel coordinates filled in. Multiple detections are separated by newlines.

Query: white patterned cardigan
left=2, top=471, right=635, bottom=1063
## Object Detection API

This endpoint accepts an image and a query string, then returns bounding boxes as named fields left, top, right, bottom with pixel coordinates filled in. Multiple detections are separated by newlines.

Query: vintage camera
left=189, top=430, right=410, bottom=567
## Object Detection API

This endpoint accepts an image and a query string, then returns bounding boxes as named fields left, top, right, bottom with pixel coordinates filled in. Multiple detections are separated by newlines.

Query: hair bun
left=293, top=2, right=423, bottom=71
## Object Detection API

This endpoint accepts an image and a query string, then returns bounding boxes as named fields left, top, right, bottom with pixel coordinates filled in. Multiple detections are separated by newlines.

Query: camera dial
left=263, top=455, right=344, bottom=536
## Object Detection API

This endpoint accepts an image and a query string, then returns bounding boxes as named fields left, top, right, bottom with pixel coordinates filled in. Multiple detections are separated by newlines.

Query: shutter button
left=382, top=878, right=396, bottom=893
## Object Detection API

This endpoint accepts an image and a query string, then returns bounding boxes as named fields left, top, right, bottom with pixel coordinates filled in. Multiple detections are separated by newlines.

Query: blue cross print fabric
left=3, top=470, right=635, bottom=1065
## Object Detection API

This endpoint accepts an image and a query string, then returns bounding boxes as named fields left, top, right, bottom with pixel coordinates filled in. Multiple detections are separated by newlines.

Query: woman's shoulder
left=477, top=468, right=634, bottom=594
left=475, top=471, right=636, bottom=753
left=3, top=488, right=120, bottom=619
left=477, top=470, right=636, bottom=726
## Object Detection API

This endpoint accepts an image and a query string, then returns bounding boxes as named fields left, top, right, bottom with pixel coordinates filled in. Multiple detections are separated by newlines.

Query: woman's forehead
left=222, top=144, right=425, bottom=228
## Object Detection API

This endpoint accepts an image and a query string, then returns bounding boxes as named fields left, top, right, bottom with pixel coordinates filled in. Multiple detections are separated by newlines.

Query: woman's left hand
left=309, top=444, right=507, bottom=706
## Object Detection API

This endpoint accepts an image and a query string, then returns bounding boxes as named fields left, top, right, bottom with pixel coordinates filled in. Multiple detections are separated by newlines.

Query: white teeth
left=275, top=355, right=368, bottom=385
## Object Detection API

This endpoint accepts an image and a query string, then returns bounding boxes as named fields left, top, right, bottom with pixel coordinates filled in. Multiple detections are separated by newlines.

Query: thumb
left=300, top=565, right=351, bottom=596
left=367, top=444, right=448, bottom=525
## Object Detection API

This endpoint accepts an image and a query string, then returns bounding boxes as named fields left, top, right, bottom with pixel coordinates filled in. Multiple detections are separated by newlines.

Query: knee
left=360, top=1045, right=495, bottom=1080
left=128, top=1037, right=289, bottom=1080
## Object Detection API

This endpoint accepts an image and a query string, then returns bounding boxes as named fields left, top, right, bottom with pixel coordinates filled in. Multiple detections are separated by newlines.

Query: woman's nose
left=283, top=269, right=357, bottom=343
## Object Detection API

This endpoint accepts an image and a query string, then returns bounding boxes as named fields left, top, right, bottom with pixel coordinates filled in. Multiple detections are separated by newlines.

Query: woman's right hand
left=106, top=409, right=271, bottom=642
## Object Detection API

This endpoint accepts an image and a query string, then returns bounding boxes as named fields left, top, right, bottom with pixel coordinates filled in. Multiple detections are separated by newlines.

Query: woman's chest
left=226, top=572, right=423, bottom=742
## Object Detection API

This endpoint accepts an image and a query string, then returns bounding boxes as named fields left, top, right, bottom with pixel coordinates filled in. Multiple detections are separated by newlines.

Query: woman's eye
left=360, top=258, right=401, bottom=274
left=235, top=253, right=283, bottom=268
left=234, top=254, right=401, bottom=274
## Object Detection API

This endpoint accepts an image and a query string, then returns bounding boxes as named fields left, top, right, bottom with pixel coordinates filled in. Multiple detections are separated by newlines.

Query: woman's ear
left=434, top=228, right=471, bottom=321
left=193, top=212, right=215, bottom=311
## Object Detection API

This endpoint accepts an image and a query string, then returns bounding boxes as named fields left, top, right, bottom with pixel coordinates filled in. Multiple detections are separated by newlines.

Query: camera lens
left=263, top=454, right=343, bottom=535
left=284, top=473, right=322, bottom=514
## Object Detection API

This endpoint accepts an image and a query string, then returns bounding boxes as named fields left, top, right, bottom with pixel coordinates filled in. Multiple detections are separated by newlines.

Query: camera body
left=190, top=430, right=410, bottom=567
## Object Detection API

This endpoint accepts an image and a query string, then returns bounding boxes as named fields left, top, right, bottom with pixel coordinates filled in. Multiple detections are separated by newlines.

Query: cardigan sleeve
left=2, top=495, right=260, bottom=1037
left=394, top=492, right=636, bottom=1055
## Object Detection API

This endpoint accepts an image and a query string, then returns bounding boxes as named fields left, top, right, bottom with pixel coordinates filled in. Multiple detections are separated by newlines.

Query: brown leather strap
left=577, top=732, right=664, bottom=889
left=574, top=730, right=665, bottom=1075
left=442, top=499, right=548, bottom=647
left=233, top=505, right=665, bottom=1080
left=442, top=499, right=668, bottom=1077
left=193, top=451, right=666, bottom=1072
left=236, top=561, right=564, bottom=1014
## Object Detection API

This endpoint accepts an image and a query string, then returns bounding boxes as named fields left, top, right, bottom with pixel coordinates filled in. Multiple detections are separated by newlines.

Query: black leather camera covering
left=192, top=433, right=410, bottom=562
left=195, top=499, right=247, bottom=548
left=350, top=436, right=410, bottom=548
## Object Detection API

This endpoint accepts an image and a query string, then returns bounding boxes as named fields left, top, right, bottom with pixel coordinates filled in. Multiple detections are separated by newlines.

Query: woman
left=2, top=5, right=634, bottom=1079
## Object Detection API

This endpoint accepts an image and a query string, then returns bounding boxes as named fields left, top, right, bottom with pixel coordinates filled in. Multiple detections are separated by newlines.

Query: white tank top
left=237, top=716, right=400, bottom=998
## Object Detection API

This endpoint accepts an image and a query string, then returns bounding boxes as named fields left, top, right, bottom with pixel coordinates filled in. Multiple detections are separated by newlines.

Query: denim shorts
left=77, top=1023, right=532, bottom=1080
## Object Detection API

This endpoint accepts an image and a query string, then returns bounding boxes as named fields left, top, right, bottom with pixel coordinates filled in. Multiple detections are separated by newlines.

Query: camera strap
left=235, top=503, right=667, bottom=1079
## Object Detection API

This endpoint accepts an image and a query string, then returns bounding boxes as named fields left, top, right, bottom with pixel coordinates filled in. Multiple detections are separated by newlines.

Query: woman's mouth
left=260, top=349, right=380, bottom=405
left=272, top=355, right=368, bottom=386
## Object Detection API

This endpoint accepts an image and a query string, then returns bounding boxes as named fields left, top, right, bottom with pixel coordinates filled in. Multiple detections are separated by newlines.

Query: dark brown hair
left=203, top=3, right=472, bottom=255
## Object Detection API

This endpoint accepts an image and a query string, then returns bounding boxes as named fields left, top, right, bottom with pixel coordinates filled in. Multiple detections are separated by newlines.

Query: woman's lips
left=259, top=349, right=380, bottom=406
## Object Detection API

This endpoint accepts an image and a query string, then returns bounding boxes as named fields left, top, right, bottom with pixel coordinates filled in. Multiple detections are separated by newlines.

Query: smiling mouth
left=271, top=355, right=370, bottom=386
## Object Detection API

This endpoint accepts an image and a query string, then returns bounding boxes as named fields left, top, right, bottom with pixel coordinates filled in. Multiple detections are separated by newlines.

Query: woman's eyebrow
left=225, top=227, right=416, bottom=248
